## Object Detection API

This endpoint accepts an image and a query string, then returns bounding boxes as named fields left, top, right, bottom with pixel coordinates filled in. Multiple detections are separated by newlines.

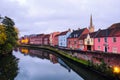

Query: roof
left=95, top=29, right=108, bottom=38
left=59, top=31, right=69, bottom=36
left=68, top=28, right=88, bottom=38
left=79, top=31, right=97, bottom=39
left=108, top=23, right=120, bottom=29
left=44, top=34, right=50, bottom=38
left=95, top=23, right=120, bottom=38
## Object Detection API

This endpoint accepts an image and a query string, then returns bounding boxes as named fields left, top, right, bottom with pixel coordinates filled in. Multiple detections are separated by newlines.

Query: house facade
left=94, top=23, right=120, bottom=53
left=29, top=34, right=44, bottom=45
left=50, top=32, right=60, bottom=46
left=43, top=34, right=50, bottom=45
left=67, top=28, right=89, bottom=50
left=58, top=29, right=71, bottom=47
left=54, top=34, right=60, bottom=46
left=79, top=32, right=97, bottom=51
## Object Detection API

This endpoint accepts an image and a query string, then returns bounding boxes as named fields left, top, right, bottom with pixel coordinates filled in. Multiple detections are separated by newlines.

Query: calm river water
left=0, top=47, right=110, bottom=80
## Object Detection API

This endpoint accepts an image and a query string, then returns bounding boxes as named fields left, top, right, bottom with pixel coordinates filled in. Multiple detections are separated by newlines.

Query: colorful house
left=54, top=34, right=60, bottom=46
left=43, top=34, right=50, bottom=45
left=29, top=34, right=44, bottom=45
left=58, top=29, right=71, bottom=47
left=67, top=28, right=89, bottom=50
left=50, top=32, right=60, bottom=46
left=79, top=32, right=97, bottom=51
left=94, top=23, right=120, bottom=53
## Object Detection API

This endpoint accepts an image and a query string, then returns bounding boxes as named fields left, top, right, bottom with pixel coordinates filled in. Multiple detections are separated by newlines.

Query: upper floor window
left=87, top=39, right=90, bottom=45
left=80, top=40, right=83, bottom=44
left=98, top=38, right=100, bottom=42
left=104, top=37, right=107, bottom=42
left=113, top=37, right=116, bottom=42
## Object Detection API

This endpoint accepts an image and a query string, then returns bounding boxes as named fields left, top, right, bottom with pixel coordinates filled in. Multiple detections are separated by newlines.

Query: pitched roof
left=59, top=31, right=69, bottom=36
left=43, top=34, right=50, bottom=38
left=95, top=29, right=108, bottom=38
left=79, top=31, right=98, bottom=39
left=95, top=23, right=120, bottom=38
left=68, top=28, right=88, bottom=38
left=108, top=23, right=120, bottom=29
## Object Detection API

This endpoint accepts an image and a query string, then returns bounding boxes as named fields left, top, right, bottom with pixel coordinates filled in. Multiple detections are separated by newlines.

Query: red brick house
left=67, top=28, right=89, bottom=50
left=29, top=34, right=44, bottom=45
left=43, top=34, right=50, bottom=45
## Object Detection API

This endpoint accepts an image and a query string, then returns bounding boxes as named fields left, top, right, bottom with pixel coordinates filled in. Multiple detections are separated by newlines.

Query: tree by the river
left=0, top=16, right=19, bottom=54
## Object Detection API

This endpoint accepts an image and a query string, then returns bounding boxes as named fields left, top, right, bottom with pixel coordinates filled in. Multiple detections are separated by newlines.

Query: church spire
left=89, top=14, right=94, bottom=33
left=90, top=14, right=93, bottom=27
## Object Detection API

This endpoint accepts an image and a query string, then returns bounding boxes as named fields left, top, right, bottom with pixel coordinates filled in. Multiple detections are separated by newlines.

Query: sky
left=0, top=0, right=120, bottom=37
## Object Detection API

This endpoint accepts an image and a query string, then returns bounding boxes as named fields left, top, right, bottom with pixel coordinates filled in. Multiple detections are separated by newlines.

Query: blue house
left=58, top=29, right=71, bottom=47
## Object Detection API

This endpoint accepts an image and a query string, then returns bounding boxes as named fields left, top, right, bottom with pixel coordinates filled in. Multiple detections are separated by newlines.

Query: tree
left=0, top=16, right=19, bottom=54
left=0, top=25, right=6, bottom=44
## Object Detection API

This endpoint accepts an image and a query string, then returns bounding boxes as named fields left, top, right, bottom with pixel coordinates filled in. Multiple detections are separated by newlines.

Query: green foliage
left=0, top=16, right=19, bottom=54
left=0, top=54, right=19, bottom=80
left=0, top=25, right=6, bottom=44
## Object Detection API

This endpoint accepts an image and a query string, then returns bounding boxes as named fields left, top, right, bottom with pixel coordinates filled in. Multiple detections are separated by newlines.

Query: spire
left=89, top=14, right=94, bottom=33
left=90, top=14, right=93, bottom=27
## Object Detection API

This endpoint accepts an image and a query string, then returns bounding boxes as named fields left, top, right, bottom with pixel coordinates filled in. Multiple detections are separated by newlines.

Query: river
left=0, top=47, right=110, bottom=80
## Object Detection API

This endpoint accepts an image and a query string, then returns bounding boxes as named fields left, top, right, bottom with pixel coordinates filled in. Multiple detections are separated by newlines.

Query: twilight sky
left=0, top=0, right=120, bottom=37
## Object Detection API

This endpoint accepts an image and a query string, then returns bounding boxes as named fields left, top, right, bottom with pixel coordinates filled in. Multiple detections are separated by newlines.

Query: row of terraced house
left=20, top=16, right=120, bottom=54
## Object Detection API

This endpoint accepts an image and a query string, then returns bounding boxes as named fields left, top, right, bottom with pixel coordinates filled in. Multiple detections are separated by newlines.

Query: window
left=104, top=37, right=107, bottom=42
left=87, top=39, right=90, bottom=45
left=113, top=37, right=116, bottom=42
left=98, top=46, right=100, bottom=50
left=98, top=38, right=100, bottom=42
left=74, top=41, right=76, bottom=44
left=80, top=40, right=83, bottom=44
left=112, top=47, right=117, bottom=53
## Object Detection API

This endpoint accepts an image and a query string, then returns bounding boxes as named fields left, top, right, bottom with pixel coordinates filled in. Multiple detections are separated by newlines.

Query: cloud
left=0, top=0, right=120, bottom=37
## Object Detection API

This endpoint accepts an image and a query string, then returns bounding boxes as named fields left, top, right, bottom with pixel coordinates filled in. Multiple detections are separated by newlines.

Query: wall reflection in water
left=71, top=52, right=120, bottom=74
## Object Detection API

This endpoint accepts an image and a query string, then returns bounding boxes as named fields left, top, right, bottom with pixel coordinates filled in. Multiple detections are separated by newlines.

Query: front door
left=87, top=45, right=91, bottom=51
left=105, top=47, right=107, bottom=52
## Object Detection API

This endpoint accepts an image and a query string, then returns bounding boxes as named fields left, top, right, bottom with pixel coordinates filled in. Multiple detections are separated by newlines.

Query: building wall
left=58, top=32, right=71, bottom=47
left=107, top=37, right=120, bottom=53
left=50, top=32, right=60, bottom=46
left=94, top=38, right=106, bottom=52
left=94, top=37, right=120, bottom=53
left=67, top=38, right=79, bottom=49
left=54, top=36, right=59, bottom=46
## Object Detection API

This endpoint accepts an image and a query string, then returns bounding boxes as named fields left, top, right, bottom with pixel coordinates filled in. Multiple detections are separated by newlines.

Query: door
left=105, top=46, right=107, bottom=52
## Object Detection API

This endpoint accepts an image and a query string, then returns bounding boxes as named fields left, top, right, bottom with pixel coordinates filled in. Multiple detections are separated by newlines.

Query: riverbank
left=18, top=44, right=118, bottom=80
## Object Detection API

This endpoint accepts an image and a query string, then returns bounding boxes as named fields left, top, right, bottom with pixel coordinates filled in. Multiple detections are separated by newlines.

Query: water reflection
left=14, top=47, right=83, bottom=80
left=72, top=52, right=120, bottom=74
left=0, top=54, right=19, bottom=80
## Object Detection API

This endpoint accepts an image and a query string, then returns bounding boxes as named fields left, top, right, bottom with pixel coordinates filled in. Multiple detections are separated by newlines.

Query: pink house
left=94, top=23, right=120, bottom=54
left=50, top=32, right=60, bottom=46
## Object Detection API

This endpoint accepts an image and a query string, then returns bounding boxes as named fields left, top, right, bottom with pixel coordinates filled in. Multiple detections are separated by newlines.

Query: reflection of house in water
left=29, top=49, right=50, bottom=60
left=74, top=52, right=120, bottom=68
left=49, top=54, right=58, bottom=64
left=19, top=48, right=29, bottom=55
left=58, top=58, right=71, bottom=72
